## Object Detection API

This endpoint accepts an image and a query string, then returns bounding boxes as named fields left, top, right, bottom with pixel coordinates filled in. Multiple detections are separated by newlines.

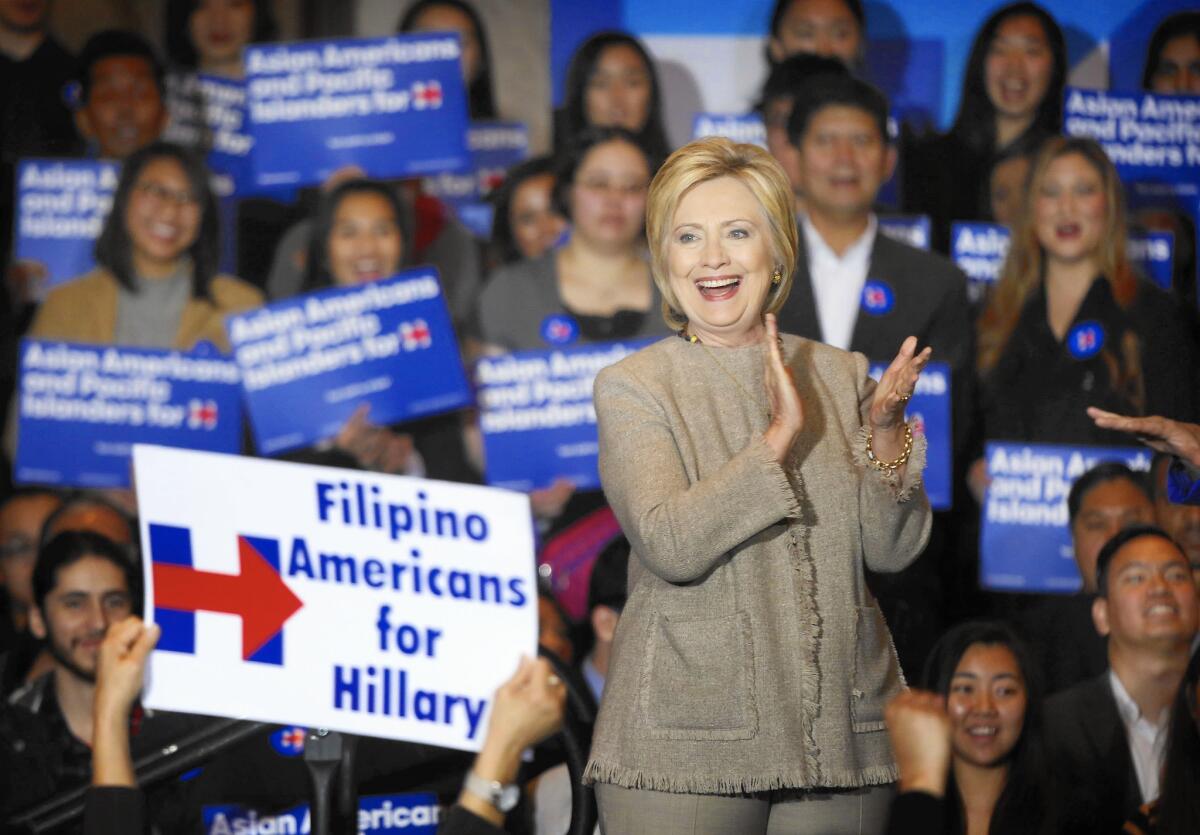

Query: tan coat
left=28, top=266, right=262, bottom=353
left=584, top=334, right=930, bottom=794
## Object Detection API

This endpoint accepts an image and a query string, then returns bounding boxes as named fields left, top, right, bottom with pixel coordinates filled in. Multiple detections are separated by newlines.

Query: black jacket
left=1043, top=672, right=1142, bottom=835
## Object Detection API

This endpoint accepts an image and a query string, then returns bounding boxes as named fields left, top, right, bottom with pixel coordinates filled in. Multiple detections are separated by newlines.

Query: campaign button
left=270, top=726, right=308, bottom=757
left=540, top=314, right=579, bottom=345
left=1066, top=321, right=1105, bottom=360
left=861, top=279, right=894, bottom=316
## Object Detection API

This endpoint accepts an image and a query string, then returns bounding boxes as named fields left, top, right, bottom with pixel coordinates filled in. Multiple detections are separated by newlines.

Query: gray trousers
left=594, top=782, right=895, bottom=835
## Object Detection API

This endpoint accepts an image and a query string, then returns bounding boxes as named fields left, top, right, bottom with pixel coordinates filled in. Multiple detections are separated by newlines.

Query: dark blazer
left=1043, top=673, right=1141, bottom=834
left=778, top=226, right=974, bottom=450
left=776, top=226, right=973, bottom=377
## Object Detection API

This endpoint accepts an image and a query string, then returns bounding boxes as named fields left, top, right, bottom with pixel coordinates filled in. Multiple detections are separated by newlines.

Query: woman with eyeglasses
left=475, top=127, right=670, bottom=354
left=27, top=142, right=261, bottom=351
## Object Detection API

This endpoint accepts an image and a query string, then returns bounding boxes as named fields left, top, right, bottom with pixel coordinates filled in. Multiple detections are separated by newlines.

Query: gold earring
left=771, top=269, right=783, bottom=285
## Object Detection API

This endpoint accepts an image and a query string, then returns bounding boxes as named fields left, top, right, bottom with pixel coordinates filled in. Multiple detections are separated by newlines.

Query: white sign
left=133, top=445, right=536, bottom=751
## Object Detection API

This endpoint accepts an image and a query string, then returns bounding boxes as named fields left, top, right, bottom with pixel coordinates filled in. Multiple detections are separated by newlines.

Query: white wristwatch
left=463, top=770, right=520, bottom=812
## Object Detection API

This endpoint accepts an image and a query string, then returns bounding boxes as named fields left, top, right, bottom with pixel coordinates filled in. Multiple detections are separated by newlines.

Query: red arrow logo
left=153, top=536, right=304, bottom=660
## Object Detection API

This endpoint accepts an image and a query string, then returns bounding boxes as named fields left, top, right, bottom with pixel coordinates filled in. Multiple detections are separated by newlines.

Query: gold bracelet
left=865, top=423, right=914, bottom=474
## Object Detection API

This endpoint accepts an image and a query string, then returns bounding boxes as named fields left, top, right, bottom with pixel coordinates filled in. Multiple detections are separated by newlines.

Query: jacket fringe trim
left=583, top=760, right=898, bottom=794
left=784, top=468, right=823, bottom=781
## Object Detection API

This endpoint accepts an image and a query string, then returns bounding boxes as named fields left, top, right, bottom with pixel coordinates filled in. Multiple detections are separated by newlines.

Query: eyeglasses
left=135, top=180, right=198, bottom=209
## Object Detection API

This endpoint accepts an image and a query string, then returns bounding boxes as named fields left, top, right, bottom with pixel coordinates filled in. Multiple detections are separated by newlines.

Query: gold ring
left=547, top=674, right=562, bottom=687
left=898, top=394, right=912, bottom=404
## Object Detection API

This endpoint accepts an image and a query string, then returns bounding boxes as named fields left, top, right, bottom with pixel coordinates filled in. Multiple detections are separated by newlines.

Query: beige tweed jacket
left=584, top=333, right=931, bottom=794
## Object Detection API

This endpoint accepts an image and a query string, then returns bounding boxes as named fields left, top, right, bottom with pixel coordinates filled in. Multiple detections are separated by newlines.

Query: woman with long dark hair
left=294, top=178, right=477, bottom=481
left=922, top=621, right=1053, bottom=834
left=554, top=32, right=671, bottom=168
left=903, top=3, right=1066, bottom=251
left=476, top=127, right=669, bottom=353
left=28, top=141, right=260, bottom=350
left=398, top=0, right=498, bottom=120
left=884, top=621, right=1055, bottom=834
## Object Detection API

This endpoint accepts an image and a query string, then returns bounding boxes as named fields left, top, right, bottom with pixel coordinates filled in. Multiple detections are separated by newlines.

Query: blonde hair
left=977, top=136, right=1138, bottom=373
left=645, top=137, right=799, bottom=331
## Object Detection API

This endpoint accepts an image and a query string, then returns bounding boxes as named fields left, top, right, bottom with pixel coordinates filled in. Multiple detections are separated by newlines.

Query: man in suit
left=776, top=72, right=970, bottom=391
left=1044, top=525, right=1198, bottom=833
left=774, top=72, right=973, bottom=671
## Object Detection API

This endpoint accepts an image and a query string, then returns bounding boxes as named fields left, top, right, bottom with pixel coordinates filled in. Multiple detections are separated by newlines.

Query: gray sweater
left=584, top=334, right=930, bottom=794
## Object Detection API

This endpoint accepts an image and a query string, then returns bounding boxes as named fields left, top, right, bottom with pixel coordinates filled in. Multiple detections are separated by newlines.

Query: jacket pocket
left=850, top=605, right=902, bottom=732
left=641, top=611, right=758, bottom=740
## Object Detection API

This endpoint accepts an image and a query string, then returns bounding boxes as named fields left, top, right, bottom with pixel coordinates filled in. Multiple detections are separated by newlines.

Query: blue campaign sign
left=164, top=73, right=255, bottom=197
left=950, top=221, right=1011, bottom=304
left=14, top=340, right=242, bottom=488
left=13, top=159, right=119, bottom=297
left=1063, top=87, right=1200, bottom=183
left=203, top=793, right=441, bottom=834
left=244, top=34, right=471, bottom=189
left=1128, top=230, right=1174, bottom=291
left=980, top=442, right=1152, bottom=593
left=227, top=268, right=471, bottom=455
left=878, top=214, right=931, bottom=251
left=477, top=339, right=656, bottom=492
left=424, top=121, right=529, bottom=239
left=869, top=361, right=951, bottom=510
left=691, top=112, right=767, bottom=148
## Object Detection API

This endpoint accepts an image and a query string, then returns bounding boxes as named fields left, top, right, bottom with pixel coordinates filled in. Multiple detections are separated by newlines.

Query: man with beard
left=0, top=530, right=196, bottom=828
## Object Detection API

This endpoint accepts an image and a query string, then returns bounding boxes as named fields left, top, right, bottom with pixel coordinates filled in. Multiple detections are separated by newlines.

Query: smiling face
left=795, top=104, right=894, bottom=222
left=1033, top=152, right=1108, bottom=271
left=327, top=191, right=404, bottom=286
left=31, top=555, right=133, bottom=683
left=509, top=173, right=566, bottom=261
left=1095, top=535, right=1200, bottom=653
left=124, top=156, right=202, bottom=278
left=585, top=44, right=653, bottom=133
left=1151, top=34, right=1200, bottom=94
left=77, top=55, right=167, bottom=160
left=190, top=0, right=256, bottom=70
left=769, top=0, right=862, bottom=67
left=667, top=176, right=776, bottom=346
left=947, top=642, right=1027, bottom=770
left=984, top=14, right=1054, bottom=126
left=568, top=138, right=649, bottom=251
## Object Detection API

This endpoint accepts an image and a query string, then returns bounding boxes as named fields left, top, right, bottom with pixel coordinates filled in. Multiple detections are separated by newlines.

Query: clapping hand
left=868, top=337, right=931, bottom=462
left=762, top=314, right=804, bottom=464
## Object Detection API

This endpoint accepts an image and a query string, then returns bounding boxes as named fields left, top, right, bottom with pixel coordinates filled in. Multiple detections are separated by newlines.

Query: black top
left=1014, top=593, right=1107, bottom=696
left=981, top=277, right=1200, bottom=447
left=1043, top=672, right=1142, bottom=835
left=885, top=791, right=946, bottom=835
left=0, top=674, right=207, bottom=833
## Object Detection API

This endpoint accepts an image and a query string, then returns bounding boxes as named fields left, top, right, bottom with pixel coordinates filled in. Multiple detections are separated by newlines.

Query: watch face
left=497, top=784, right=520, bottom=812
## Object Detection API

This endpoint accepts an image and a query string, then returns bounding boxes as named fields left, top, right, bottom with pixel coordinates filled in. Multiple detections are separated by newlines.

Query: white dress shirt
left=801, top=213, right=877, bottom=352
left=1109, top=669, right=1170, bottom=802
